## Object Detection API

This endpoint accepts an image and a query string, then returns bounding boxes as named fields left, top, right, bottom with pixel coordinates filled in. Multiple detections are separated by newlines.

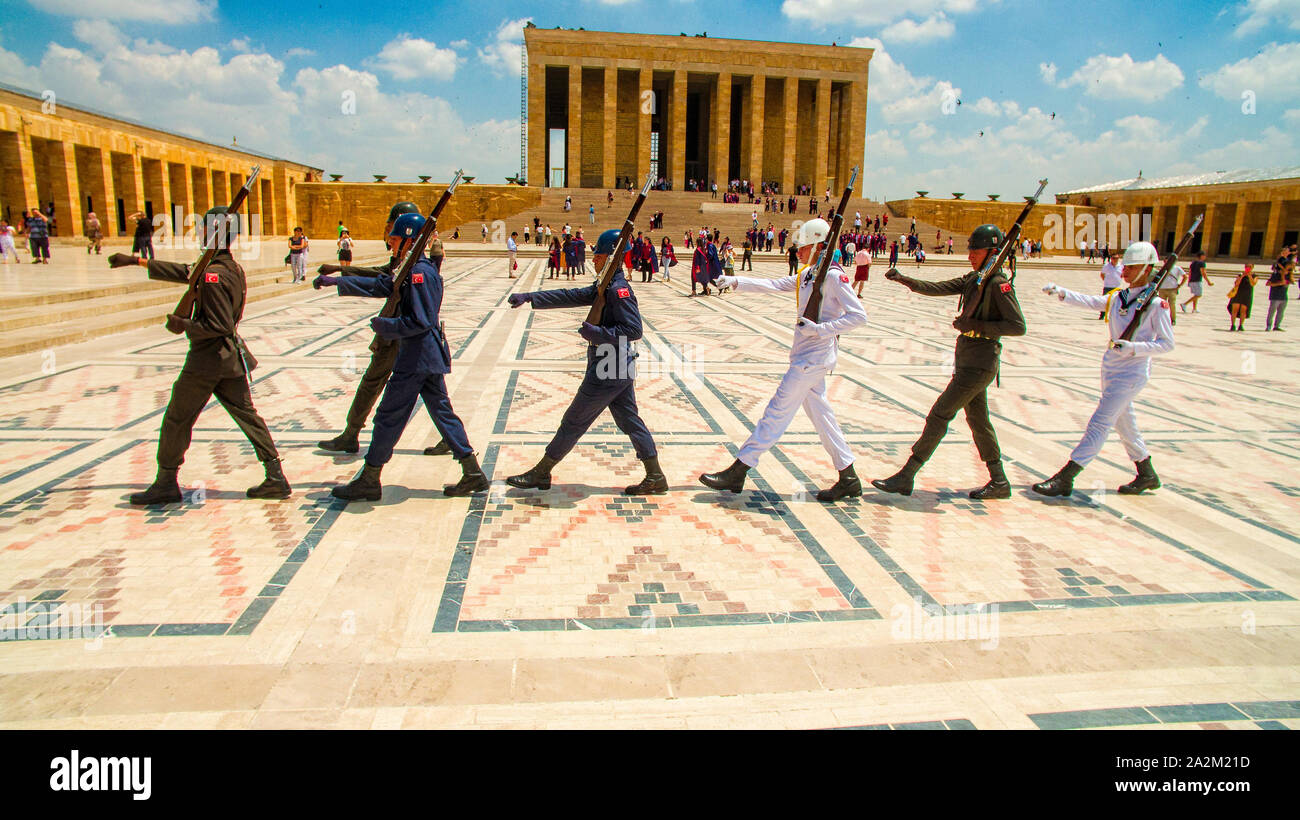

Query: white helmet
left=795, top=218, right=830, bottom=248
left=1121, top=241, right=1159, bottom=267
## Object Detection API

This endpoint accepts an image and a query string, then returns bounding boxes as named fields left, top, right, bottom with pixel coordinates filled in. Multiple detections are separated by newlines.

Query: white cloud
left=1039, top=61, right=1057, bottom=84
left=1058, top=53, right=1184, bottom=101
left=1285, top=108, right=1300, bottom=125
left=229, top=37, right=252, bottom=54
left=784, top=0, right=983, bottom=26
left=1233, top=0, right=1300, bottom=36
left=1199, top=41, right=1300, bottom=102
left=848, top=36, right=961, bottom=124
left=367, top=35, right=459, bottom=81
left=479, top=17, right=531, bottom=78
left=881, top=13, right=955, bottom=43
left=285, top=48, right=315, bottom=58
left=910, top=121, right=936, bottom=139
left=449, top=39, right=469, bottom=49
left=28, top=0, right=215, bottom=24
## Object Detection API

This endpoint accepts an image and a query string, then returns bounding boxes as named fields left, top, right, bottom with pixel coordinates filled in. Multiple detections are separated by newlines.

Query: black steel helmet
left=968, top=224, right=1004, bottom=251
left=203, top=206, right=239, bottom=247
left=387, top=200, right=420, bottom=223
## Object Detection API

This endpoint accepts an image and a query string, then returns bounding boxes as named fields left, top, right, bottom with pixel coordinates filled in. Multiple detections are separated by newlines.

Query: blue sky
left=3, top=0, right=1296, bottom=199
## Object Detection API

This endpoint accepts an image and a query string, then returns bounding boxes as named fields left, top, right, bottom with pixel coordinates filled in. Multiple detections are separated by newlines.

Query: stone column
left=47, top=140, right=84, bottom=238
left=527, top=60, right=546, bottom=187
left=144, top=158, right=172, bottom=240
left=94, top=149, right=118, bottom=235
left=567, top=65, right=582, bottom=188
left=636, top=68, right=652, bottom=186
left=748, top=74, right=765, bottom=188
left=847, top=81, right=867, bottom=196
left=12, top=131, right=40, bottom=211
left=1166, top=203, right=1183, bottom=254
left=814, top=78, right=831, bottom=196
left=602, top=66, right=617, bottom=189
left=709, top=71, right=731, bottom=188
left=1229, top=201, right=1249, bottom=258
left=170, top=161, right=194, bottom=235
left=670, top=69, right=686, bottom=191
left=781, top=77, right=797, bottom=194
left=1198, top=202, right=1216, bottom=257
left=1262, top=200, right=1284, bottom=259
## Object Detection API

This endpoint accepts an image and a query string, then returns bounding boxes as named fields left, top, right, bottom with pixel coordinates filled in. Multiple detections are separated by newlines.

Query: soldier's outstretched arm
left=145, top=259, right=192, bottom=285
left=892, top=271, right=969, bottom=296
left=728, top=275, right=797, bottom=294
left=528, top=284, right=599, bottom=309
left=335, top=275, right=393, bottom=299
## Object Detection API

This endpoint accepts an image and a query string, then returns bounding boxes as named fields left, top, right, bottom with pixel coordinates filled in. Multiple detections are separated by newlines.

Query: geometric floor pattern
left=1, top=248, right=1297, bottom=728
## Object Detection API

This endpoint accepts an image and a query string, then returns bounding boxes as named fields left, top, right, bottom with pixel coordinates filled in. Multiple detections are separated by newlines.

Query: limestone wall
left=888, top=198, right=1096, bottom=251
left=295, top=183, right=542, bottom=240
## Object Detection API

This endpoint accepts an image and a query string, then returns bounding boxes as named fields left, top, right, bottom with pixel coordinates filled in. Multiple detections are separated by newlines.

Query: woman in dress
left=337, top=230, right=353, bottom=265
left=853, top=241, right=871, bottom=297
left=1227, top=263, right=1257, bottom=331
left=691, top=238, right=709, bottom=297
left=548, top=236, right=562, bottom=279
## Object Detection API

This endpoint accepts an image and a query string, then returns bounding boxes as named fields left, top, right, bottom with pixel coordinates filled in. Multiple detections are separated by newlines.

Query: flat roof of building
left=1062, top=166, right=1300, bottom=195
left=0, top=81, right=322, bottom=171
left=523, top=25, right=872, bottom=61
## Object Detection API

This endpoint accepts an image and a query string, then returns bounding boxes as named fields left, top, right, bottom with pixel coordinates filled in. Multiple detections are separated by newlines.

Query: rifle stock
left=800, top=166, right=859, bottom=324
left=1117, top=213, right=1203, bottom=343
left=168, top=164, right=260, bottom=332
left=959, top=178, right=1047, bottom=320
left=585, top=173, right=654, bottom=326
left=377, top=169, right=464, bottom=321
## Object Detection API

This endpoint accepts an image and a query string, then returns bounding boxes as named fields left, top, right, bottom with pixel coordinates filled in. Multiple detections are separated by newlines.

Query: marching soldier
left=504, top=228, right=666, bottom=495
left=313, top=200, right=449, bottom=458
left=1033, top=241, right=1174, bottom=497
left=324, top=213, right=488, bottom=500
left=110, top=207, right=291, bottom=505
left=872, top=224, right=1026, bottom=500
left=698, top=218, right=868, bottom=501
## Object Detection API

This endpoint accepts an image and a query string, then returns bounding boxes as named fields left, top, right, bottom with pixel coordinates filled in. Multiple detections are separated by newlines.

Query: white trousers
left=737, top=364, right=855, bottom=471
left=1069, top=364, right=1150, bottom=467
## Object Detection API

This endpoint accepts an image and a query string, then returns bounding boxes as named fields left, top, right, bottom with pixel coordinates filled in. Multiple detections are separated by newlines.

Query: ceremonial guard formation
left=1033, top=240, right=1176, bottom=497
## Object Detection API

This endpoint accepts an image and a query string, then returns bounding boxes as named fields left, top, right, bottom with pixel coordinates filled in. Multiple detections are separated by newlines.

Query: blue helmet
left=593, top=229, right=620, bottom=256
left=389, top=212, right=426, bottom=239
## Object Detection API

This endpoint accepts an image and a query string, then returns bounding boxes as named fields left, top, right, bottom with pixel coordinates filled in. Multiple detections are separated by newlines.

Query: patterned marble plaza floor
left=1, top=254, right=1297, bottom=730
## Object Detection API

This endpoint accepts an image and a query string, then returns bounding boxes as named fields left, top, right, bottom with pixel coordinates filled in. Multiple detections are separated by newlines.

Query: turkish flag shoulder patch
left=840, top=273, right=850, bottom=283
left=411, top=272, right=424, bottom=284
left=617, top=287, right=631, bottom=298
left=204, top=271, right=219, bottom=283
left=1000, top=282, right=1012, bottom=293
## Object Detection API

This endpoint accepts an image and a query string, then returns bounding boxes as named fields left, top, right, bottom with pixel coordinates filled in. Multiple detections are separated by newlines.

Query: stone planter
left=916, top=191, right=929, bottom=198
left=987, top=194, right=1000, bottom=201
left=328, top=174, right=343, bottom=182
left=951, top=192, right=964, bottom=199
left=418, top=176, right=432, bottom=183
left=373, top=175, right=387, bottom=183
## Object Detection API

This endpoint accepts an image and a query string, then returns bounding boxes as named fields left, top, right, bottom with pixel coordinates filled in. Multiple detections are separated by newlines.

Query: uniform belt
left=961, top=330, right=995, bottom=340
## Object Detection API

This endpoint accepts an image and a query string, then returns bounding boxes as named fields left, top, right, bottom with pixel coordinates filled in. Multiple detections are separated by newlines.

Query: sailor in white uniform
left=699, top=218, right=869, bottom=501
left=1033, top=240, right=1175, bottom=497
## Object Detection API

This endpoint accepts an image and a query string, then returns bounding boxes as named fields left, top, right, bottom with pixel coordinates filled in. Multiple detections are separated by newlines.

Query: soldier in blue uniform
left=325, top=213, right=489, bottom=500
left=504, top=228, right=666, bottom=495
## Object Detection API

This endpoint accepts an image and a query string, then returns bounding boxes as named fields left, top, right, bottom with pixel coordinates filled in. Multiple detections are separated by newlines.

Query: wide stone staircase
left=475, top=188, right=958, bottom=256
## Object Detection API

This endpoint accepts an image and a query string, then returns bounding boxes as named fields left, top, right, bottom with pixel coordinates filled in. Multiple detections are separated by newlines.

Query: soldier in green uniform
left=871, top=224, right=1026, bottom=500
left=314, top=200, right=450, bottom=457
left=109, top=207, right=291, bottom=505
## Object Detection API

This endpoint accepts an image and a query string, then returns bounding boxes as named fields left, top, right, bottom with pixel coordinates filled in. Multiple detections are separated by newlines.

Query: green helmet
left=968, top=224, right=1004, bottom=251
left=387, top=200, right=420, bottom=224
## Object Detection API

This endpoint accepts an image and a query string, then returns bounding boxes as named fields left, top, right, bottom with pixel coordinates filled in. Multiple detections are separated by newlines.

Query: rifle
left=377, top=169, right=464, bottom=321
left=585, top=172, right=654, bottom=325
left=958, top=178, right=1047, bottom=320
left=168, top=165, right=260, bottom=333
left=799, top=166, right=858, bottom=324
left=1115, top=213, right=1203, bottom=344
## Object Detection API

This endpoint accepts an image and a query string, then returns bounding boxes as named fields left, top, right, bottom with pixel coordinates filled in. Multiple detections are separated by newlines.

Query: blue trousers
left=365, top=369, right=472, bottom=466
left=545, top=367, right=656, bottom=462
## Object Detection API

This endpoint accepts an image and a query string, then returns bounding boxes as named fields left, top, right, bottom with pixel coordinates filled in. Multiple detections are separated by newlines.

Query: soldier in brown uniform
left=872, top=224, right=1027, bottom=500
left=313, top=201, right=452, bottom=457
left=109, top=207, right=291, bottom=505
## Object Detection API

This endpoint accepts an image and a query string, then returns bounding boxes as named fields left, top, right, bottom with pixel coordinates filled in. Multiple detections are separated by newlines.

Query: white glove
left=720, top=275, right=738, bottom=289
left=1042, top=282, right=1062, bottom=297
left=796, top=320, right=825, bottom=338
left=1110, top=339, right=1136, bottom=358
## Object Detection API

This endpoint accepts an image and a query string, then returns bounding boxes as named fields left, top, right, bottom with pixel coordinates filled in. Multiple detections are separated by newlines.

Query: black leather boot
left=817, top=464, right=863, bottom=502
left=507, top=455, right=559, bottom=489
left=318, top=427, right=360, bottom=453
left=331, top=462, right=383, bottom=501
left=699, top=459, right=749, bottom=492
left=129, top=467, right=182, bottom=506
left=1117, top=457, right=1160, bottom=495
left=871, top=457, right=922, bottom=496
left=423, top=439, right=452, bottom=456
left=970, top=460, right=1011, bottom=500
left=247, top=458, right=292, bottom=499
left=624, top=456, right=668, bottom=495
left=445, top=452, right=490, bottom=497
left=1032, top=460, right=1083, bottom=497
